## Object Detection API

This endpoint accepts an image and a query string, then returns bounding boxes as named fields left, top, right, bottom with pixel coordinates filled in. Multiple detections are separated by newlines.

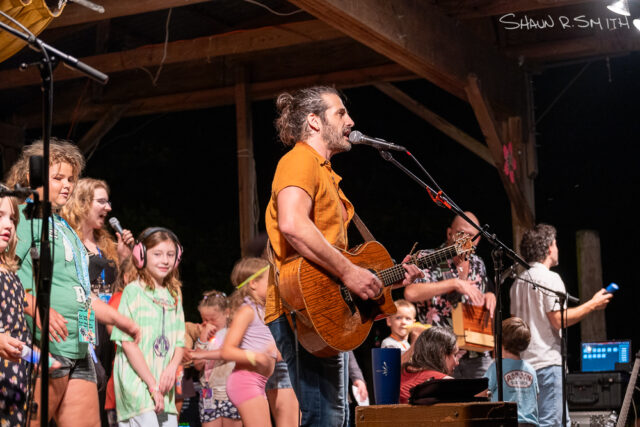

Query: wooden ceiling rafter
left=0, top=20, right=345, bottom=90
left=48, top=0, right=212, bottom=29
left=287, top=0, right=527, bottom=118
left=11, top=63, right=415, bottom=128
left=373, top=82, right=495, bottom=167
left=504, top=31, right=640, bottom=62
left=77, top=104, right=130, bottom=155
left=434, top=0, right=599, bottom=19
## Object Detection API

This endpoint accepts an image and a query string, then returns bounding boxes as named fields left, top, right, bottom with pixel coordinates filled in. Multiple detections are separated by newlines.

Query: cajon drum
left=451, top=303, right=494, bottom=353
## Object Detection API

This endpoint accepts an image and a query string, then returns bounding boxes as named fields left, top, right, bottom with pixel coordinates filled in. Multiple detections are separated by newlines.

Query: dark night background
left=21, top=51, right=640, bottom=377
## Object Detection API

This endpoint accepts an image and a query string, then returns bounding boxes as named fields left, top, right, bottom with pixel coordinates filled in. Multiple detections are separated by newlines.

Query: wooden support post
left=235, top=66, right=258, bottom=256
left=503, top=116, right=535, bottom=251
left=576, top=230, right=606, bottom=342
left=77, top=105, right=129, bottom=155
left=466, top=75, right=534, bottom=228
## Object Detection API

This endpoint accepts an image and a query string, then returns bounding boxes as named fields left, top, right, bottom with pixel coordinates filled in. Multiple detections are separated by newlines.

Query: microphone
left=566, top=293, right=580, bottom=305
left=109, top=217, right=133, bottom=248
left=0, top=184, right=35, bottom=198
left=69, top=0, right=105, bottom=13
left=348, top=131, right=407, bottom=152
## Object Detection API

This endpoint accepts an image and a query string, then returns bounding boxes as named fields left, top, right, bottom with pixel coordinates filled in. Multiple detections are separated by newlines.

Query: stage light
left=634, top=18, right=640, bottom=30
left=607, top=0, right=631, bottom=16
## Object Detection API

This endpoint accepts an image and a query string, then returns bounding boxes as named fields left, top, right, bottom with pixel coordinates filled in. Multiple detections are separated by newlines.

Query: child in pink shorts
left=221, top=258, right=277, bottom=427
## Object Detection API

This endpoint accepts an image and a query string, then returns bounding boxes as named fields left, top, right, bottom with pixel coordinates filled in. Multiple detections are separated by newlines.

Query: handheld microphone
left=109, top=217, right=133, bottom=249
left=348, top=131, right=407, bottom=152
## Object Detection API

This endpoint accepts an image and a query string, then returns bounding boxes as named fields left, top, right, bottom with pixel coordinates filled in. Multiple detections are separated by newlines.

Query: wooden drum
left=451, top=302, right=494, bottom=353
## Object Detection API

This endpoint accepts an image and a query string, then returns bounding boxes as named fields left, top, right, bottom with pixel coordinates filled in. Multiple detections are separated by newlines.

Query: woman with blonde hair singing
left=60, top=177, right=135, bottom=425
left=61, top=178, right=134, bottom=271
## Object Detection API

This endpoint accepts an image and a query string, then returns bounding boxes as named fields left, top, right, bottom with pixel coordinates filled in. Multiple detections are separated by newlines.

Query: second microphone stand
left=512, top=273, right=573, bottom=426
left=377, top=149, right=528, bottom=402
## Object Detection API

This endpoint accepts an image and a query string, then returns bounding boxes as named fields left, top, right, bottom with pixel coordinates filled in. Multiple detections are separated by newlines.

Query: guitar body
left=279, top=241, right=397, bottom=357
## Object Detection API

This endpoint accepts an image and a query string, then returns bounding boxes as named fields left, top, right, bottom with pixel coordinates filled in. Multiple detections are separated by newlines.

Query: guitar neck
left=376, top=245, right=459, bottom=286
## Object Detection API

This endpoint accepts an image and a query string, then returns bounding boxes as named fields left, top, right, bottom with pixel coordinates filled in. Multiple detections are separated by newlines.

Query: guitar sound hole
left=338, top=283, right=357, bottom=315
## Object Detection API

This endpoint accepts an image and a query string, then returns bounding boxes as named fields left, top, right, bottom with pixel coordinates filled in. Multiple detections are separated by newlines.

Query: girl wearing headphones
left=60, top=177, right=135, bottom=425
left=111, top=227, right=185, bottom=427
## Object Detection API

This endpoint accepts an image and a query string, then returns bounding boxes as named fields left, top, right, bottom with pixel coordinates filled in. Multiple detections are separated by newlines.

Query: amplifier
left=567, top=372, right=629, bottom=411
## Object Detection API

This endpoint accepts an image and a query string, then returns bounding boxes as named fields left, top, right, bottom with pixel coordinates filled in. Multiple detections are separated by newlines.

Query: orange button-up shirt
left=264, top=142, right=354, bottom=323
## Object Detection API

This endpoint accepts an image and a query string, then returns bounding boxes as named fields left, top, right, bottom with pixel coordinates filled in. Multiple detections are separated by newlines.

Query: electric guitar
left=277, top=235, right=474, bottom=357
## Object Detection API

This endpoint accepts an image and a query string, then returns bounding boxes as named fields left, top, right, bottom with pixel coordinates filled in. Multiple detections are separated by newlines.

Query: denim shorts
left=266, top=360, right=293, bottom=390
left=50, top=352, right=97, bottom=383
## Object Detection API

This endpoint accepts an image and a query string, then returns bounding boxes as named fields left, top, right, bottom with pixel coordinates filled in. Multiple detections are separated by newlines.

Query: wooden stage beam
left=49, top=0, right=212, bottom=29
left=288, top=0, right=527, bottom=117
left=0, top=20, right=344, bottom=90
left=12, top=63, right=415, bottom=128
left=373, top=82, right=495, bottom=167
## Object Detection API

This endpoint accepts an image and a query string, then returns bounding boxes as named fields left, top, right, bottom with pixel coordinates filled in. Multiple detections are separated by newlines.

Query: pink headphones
left=132, top=227, right=183, bottom=269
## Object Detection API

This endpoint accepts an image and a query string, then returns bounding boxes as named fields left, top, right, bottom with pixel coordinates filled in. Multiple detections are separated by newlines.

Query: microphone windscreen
left=108, top=217, right=123, bottom=234
left=348, top=130, right=363, bottom=143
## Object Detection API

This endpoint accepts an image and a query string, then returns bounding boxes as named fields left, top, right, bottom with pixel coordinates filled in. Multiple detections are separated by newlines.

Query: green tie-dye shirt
left=111, top=280, right=185, bottom=421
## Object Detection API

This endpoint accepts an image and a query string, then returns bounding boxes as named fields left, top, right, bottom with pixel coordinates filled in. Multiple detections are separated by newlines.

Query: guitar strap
left=351, top=212, right=376, bottom=242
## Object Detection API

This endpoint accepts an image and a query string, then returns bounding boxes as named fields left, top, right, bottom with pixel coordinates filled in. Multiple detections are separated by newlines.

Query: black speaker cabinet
left=567, top=372, right=629, bottom=410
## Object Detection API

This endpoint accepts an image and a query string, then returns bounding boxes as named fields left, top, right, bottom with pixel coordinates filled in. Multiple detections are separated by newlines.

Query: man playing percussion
left=403, top=212, right=496, bottom=378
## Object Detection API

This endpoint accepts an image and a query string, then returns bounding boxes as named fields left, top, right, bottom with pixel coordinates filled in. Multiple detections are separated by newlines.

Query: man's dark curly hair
left=520, top=224, right=556, bottom=263
left=274, top=86, right=340, bottom=147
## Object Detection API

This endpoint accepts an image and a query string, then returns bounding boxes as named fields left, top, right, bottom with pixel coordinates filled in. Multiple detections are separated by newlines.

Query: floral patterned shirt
left=413, top=245, right=494, bottom=329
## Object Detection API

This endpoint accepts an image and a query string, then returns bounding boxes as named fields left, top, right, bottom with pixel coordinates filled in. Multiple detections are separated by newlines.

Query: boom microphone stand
left=375, top=148, right=529, bottom=402
left=0, top=12, right=108, bottom=423
left=511, top=273, right=578, bottom=427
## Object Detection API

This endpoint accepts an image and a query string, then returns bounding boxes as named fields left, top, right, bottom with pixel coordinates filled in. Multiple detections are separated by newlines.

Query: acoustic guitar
left=277, top=236, right=474, bottom=357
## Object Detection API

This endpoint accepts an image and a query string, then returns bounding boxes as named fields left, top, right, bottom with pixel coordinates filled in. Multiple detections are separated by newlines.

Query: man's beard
left=322, top=121, right=351, bottom=153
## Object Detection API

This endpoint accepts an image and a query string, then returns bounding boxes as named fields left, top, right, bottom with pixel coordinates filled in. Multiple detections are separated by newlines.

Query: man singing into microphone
left=265, top=86, right=422, bottom=426
left=510, top=224, right=612, bottom=427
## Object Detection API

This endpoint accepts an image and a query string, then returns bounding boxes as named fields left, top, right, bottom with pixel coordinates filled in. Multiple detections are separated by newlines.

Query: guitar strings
left=376, top=246, right=462, bottom=285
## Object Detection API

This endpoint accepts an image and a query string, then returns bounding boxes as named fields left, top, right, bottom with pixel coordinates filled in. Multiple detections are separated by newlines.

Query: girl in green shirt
left=112, top=227, right=185, bottom=427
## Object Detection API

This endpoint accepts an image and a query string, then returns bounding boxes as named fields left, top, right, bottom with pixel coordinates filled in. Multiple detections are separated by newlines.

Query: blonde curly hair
left=60, top=178, right=118, bottom=264
left=5, top=138, right=85, bottom=194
